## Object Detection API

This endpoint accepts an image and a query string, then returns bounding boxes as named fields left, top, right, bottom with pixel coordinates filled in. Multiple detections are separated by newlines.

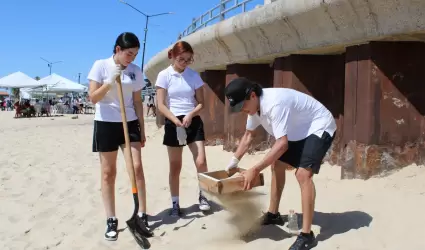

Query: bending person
left=88, top=32, right=152, bottom=241
left=224, top=77, right=336, bottom=250
left=156, top=41, right=211, bottom=217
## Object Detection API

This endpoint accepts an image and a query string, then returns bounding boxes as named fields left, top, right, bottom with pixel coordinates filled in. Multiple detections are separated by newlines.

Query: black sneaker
left=260, top=212, right=287, bottom=225
left=198, top=193, right=211, bottom=212
left=170, top=202, right=182, bottom=217
left=289, top=231, right=318, bottom=250
left=136, top=213, right=153, bottom=237
left=104, top=217, right=118, bottom=241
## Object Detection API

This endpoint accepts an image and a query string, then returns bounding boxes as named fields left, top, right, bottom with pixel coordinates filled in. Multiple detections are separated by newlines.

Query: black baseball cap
left=225, top=77, right=255, bottom=113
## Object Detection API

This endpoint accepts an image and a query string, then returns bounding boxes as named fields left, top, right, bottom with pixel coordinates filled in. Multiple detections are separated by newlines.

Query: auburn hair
left=168, top=41, right=194, bottom=59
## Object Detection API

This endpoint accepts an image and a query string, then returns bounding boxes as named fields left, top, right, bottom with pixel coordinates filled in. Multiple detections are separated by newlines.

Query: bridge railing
left=178, top=0, right=259, bottom=38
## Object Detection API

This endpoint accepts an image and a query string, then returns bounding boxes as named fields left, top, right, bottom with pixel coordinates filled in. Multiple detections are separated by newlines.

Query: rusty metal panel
left=341, top=140, right=424, bottom=179
left=273, top=57, right=294, bottom=88
left=273, top=55, right=345, bottom=165
left=370, top=42, right=425, bottom=145
left=343, top=47, right=359, bottom=146
left=224, top=64, right=274, bottom=152
left=341, top=42, right=425, bottom=179
left=200, top=70, right=226, bottom=146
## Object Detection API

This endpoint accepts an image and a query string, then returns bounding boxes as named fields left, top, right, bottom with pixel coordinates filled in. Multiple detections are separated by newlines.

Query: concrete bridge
left=144, top=0, right=425, bottom=180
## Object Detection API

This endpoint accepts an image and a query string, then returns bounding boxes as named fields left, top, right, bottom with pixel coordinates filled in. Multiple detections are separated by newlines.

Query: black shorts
left=92, top=120, right=141, bottom=152
left=278, top=131, right=334, bottom=174
left=163, top=115, right=205, bottom=147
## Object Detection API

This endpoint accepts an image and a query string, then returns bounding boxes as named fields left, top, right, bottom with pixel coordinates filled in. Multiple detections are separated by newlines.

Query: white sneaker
left=199, top=194, right=211, bottom=211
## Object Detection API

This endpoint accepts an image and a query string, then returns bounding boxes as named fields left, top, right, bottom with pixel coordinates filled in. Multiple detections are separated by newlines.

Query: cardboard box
left=198, top=168, right=264, bottom=194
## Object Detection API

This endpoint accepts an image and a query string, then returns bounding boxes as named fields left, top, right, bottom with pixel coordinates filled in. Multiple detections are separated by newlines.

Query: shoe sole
left=308, top=240, right=318, bottom=249
left=293, top=240, right=318, bottom=250
left=104, top=236, right=118, bottom=241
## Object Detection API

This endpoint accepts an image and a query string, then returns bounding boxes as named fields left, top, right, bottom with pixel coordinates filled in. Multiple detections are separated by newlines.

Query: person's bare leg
left=168, top=146, right=183, bottom=200
left=188, top=140, right=208, bottom=173
left=188, top=140, right=210, bottom=211
left=295, top=167, right=315, bottom=233
left=268, top=161, right=287, bottom=214
left=124, top=142, right=147, bottom=214
left=99, top=151, right=118, bottom=218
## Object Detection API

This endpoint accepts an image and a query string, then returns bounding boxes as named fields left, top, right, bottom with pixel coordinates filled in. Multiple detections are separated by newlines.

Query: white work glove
left=176, top=127, right=187, bottom=145
left=105, top=64, right=123, bottom=86
left=225, top=156, right=239, bottom=173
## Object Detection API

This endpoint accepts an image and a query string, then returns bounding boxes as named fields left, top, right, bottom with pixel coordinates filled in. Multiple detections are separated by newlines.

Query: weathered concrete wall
left=341, top=41, right=425, bottom=179
left=145, top=0, right=425, bottom=84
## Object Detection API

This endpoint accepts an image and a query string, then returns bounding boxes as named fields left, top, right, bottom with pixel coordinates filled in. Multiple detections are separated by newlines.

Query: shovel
left=115, top=69, right=151, bottom=249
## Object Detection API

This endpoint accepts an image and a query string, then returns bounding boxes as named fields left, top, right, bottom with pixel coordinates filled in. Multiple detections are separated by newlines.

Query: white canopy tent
left=27, top=73, right=87, bottom=93
left=0, top=71, right=44, bottom=88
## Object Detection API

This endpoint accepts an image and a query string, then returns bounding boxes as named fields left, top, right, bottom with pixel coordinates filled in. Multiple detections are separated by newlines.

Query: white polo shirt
left=155, top=65, right=204, bottom=116
left=246, top=88, right=337, bottom=141
left=87, top=56, right=145, bottom=122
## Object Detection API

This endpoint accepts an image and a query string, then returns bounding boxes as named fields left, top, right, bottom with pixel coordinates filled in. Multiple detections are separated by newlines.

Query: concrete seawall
left=144, top=0, right=425, bottom=180
left=145, top=0, right=425, bottom=82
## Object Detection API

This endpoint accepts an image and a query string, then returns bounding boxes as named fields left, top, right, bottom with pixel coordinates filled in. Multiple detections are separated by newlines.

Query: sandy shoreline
left=1, top=111, right=424, bottom=250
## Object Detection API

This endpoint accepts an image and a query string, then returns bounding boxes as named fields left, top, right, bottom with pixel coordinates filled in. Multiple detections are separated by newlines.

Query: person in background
left=87, top=32, right=152, bottom=241
left=155, top=41, right=211, bottom=217
left=146, top=93, right=156, bottom=117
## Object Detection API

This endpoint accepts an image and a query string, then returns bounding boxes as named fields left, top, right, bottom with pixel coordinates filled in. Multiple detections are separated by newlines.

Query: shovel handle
left=116, top=74, right=138, bottom=195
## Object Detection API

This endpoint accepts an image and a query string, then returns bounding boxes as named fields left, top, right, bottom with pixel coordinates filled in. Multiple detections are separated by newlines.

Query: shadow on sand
left=313, top=211, right=373, bottom=241
left=148, top=200, right=223, bottom=231
left=243, top=210, right=372, bottom=243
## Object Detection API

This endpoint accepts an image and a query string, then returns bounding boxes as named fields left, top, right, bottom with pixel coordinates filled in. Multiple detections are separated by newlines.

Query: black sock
left=268, top=212, right=279, bottom=217
left=301, top=232, right=312, bottom=238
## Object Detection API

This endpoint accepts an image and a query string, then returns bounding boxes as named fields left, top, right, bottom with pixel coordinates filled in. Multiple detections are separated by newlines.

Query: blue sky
left=0, top=0, right=263, bottom=91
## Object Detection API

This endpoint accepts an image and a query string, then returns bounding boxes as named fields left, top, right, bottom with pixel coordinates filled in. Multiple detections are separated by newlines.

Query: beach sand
left=1, top=111, right=425, bottom=250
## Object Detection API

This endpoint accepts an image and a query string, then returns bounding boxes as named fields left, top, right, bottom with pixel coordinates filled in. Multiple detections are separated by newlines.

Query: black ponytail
left=113, top=32, right=140, bottom=54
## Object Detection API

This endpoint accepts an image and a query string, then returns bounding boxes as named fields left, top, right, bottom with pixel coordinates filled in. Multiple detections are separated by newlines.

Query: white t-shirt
left=246, top=88, right=337, bottom=141
left=155, top=65, right=204, bottom=116
left=87, top=56, right=145, bottom=122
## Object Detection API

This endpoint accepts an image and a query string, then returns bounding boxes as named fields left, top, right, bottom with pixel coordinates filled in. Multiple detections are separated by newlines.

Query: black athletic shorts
left=278, top=131, right=335, bottom=174
left=92, top=120, right=141, bottom=152
left=163, top=115, right=205, bottom=147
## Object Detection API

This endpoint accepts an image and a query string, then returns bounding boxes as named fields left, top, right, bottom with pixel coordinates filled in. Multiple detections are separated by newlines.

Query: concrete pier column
left=224, top=63, right=273, bottom=152
left=273, top=54, right=345, bottom=165
left=199, top=70, right=226, bottom=146
left=342, top=41, right=425, bottom=179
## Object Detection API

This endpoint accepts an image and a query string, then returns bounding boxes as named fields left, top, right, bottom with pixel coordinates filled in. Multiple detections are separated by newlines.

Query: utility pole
left=40, top=57, right=63, bottom=75
left=118, top=0, right=173, bottom=73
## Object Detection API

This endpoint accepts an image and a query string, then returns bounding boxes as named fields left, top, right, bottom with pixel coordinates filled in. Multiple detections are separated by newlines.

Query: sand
left=1, top=110, right=425, bottom=250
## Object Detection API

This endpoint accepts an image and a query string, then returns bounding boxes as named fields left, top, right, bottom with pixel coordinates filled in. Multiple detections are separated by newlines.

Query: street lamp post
left=118, top=0, right=173, bottom=74
left=40, top=57, right=63, bottom=75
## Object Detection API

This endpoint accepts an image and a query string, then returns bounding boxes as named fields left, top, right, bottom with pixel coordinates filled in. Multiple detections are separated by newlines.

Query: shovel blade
left=126, top=217, right=151, bottom=249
